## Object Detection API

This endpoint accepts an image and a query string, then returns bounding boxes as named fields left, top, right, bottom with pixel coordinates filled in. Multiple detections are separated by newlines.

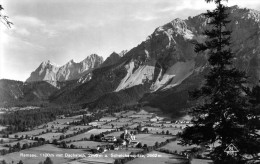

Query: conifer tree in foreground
left=180, top=0, right=260, bottom=163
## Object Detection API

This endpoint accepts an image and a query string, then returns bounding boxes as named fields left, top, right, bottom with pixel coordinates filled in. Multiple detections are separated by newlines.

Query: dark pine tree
left=17, top=160, right=23, bottom=164
left=43, top=157, right=53, bottom=164
left=249, top=83, right=260, bottom=129
left=250, top=84, right=260, bottom=109
left=180, top=0, right=260, bottom=163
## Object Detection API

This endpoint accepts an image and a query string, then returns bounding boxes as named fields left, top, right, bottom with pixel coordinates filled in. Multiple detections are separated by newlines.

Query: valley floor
left=0, top=108, right=213, bottom=164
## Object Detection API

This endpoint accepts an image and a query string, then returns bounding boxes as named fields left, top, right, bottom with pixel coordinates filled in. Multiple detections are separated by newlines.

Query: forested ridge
left=0, top=105, right=79, bottom=134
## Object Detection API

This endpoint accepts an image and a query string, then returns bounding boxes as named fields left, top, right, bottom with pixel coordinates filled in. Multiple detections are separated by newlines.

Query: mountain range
left=1, top=6, right=260, bottom=115
left=26, top=54, right=104, bottom=82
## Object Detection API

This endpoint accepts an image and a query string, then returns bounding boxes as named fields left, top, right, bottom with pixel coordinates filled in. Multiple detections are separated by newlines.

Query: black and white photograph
left=0, top=0, right=260, bottom=163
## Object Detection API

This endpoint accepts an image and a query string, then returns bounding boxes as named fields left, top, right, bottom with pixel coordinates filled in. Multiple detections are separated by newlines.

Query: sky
left=1, top=0, right=260, bottom=81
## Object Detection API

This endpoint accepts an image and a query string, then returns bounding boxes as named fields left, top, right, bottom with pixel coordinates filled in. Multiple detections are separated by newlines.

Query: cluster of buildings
left=94, top=129, right=139, bottom=153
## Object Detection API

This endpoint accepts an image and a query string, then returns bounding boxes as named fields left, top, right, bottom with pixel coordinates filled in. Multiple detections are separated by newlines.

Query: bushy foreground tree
left=180, top=0, right=260, bottom=163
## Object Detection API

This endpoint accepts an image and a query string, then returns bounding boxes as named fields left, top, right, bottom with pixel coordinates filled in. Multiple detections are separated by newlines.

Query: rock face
left=26, top=54, right=103, bottom=82
left=51, top=6, right=260, bottom=111
left=77, top=51, right=126, bottom=84
left=3, top=6, right=260, bottom=113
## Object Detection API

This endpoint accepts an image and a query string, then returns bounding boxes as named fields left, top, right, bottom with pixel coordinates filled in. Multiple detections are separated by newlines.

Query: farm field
left=66, top=114, right=91, bottom=119
left=0, top=144, right=90, bottom=164
left=132, top=118, right=149, bottom=123
left=37, top=118, right=78, bottom=129
left=99, top=117, right=117, bottom=122
left=117, top=118, right=133, bottom=122
left=129, top=114, right=153, bottom=118
left=114, top=111, right=125, bottom=117
left=0, top=145, right=9, bottom=150
left=190, top=158, right=213, bottom=164
left=87, top=128, right=114, bottom=134
left=54, top=118, right=78, bottom=124
left=163, top=123, right=191, bottom=128
left=9, top=129, right=50, bottom=138
left=68, top=125, right=92, bottom=131
left=69, top=148, right=143, bottom=164
left=107, top=122, right=130, bottom=127
left=68, top=141, right=108, bottom=148
left=72, top=156, right=114, bottom=164
left=1, top=106, right=195, bottom=164
left=37, top=132, right=63, bottom=140
left=62, top=130, right=78, bottom=136
left=135, top=134, right=174, bottom=146
left=143, top=127, right=182, bottom=135
left=151, top=123, right=189, bottom=128
left=88, top=121, right=107, bottom=126
left=160, top=140, right=196, bottom=153
left=66, top=115, right=83, bottom=119
left=136, top=110, right=151, bottom=115
left=62, top=129, right=114, bottom=142
left=128, top=123, right=139, bottom=129
left=7, top=139, right=36, bottom=147
left=62, top=134, right=90, bottom=142
left=48, top=119, right=79, bottom=128
left=46, top=124, right=69, bottom=130
left=62, top=133, right=90, bottom=142
left=101, top=125, right=117, bottom=129
left=104, top=131, right=122, bottom=137
left=120, top=111, right=136, bottom=117
left=0, top=138, right=16, bottom=143
left=37, top=124, right=66, bottom=130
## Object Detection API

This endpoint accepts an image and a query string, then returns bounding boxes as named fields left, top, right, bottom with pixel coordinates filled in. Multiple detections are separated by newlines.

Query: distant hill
left=0, top=79, right=58, bottom=105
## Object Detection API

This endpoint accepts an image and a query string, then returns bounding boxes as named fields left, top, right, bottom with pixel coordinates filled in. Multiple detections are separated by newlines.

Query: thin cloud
left=13, top=27, right=30, bottom=36
left=133, top=14, right=158, bottom=21
left=42, top=28, right=58, bottom=38
left=13, top=15, right=45, bottom=27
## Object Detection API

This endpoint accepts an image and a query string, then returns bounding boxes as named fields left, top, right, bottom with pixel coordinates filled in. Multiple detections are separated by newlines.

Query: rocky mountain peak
left=154, top=18, right=188, bottom=36
left=26, top=54, right=103, bottom=82
left=170, top=18, right=188, bottom=31
left=101, top=52, right=122, bottom=67
left=65, top=59, right=75, bottom=66
left=40, top=60, right=52, bottom=67
left=230, top=5, right=260, bottom=20
left=88, top=53, right=99, bottom=58
left=110, top=52, right=120, bottom=58
left=82, top=53, right=103, bottom=63
left=80, top=54, right=103, bottom=70
left=68, top=59, right=75, bottom=63
left=118, top=50, right=128, bottom=57
left=41, top=60, right=50, bottom=65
